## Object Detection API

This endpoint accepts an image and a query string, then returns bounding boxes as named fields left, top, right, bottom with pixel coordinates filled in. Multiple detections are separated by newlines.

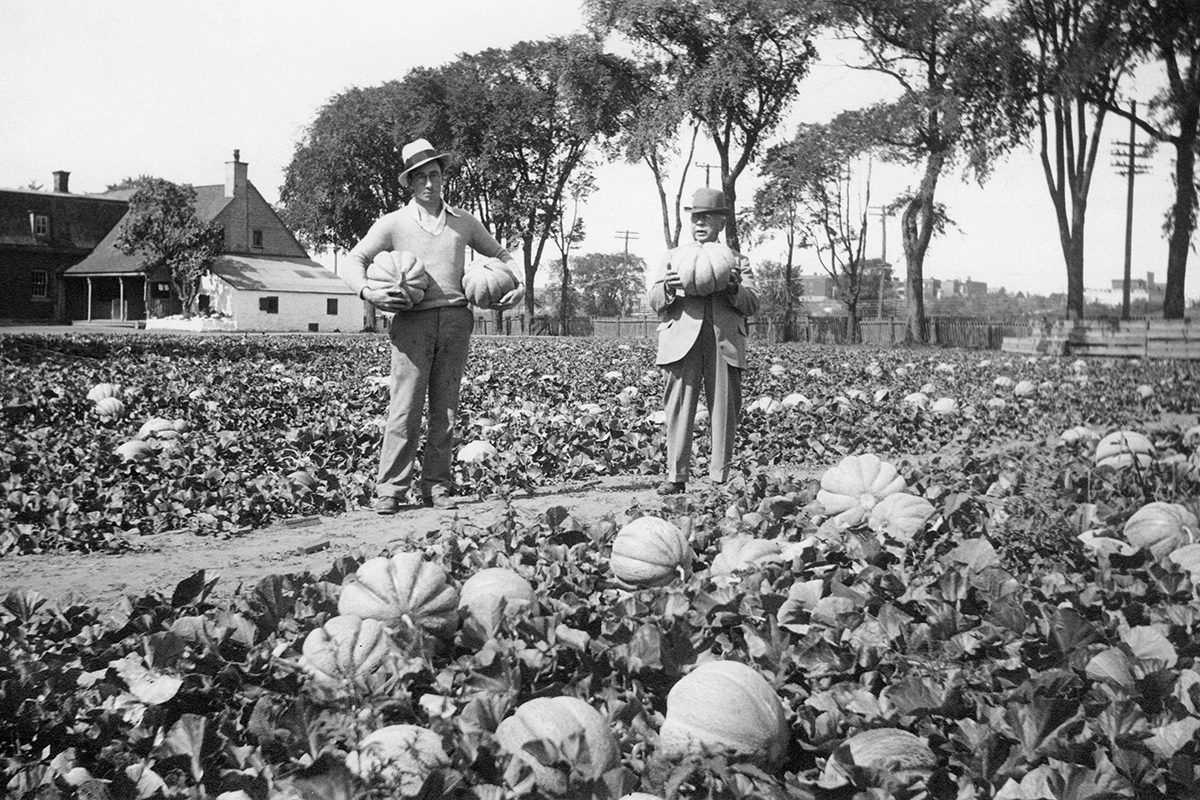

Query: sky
left=1, top=0, right=1194, bottom=301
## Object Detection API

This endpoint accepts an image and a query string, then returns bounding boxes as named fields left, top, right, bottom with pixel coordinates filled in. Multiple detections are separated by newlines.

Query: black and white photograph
left=3, top=1, right=1200, bottom=797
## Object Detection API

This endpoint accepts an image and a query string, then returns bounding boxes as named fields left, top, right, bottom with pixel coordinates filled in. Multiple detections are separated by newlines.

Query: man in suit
left=648, top=187, right=760, bottom=495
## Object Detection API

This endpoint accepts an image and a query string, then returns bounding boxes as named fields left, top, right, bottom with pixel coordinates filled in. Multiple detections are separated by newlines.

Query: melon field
left=3, top=331, right=1200, bottom=800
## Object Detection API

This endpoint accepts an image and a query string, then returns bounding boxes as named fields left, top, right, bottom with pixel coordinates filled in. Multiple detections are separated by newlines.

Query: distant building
left=1085, top=271, right=1163, bottom=306
left=0, top=171, right=128, bottom=322
left=797, top=273, right=834, bottom=300
left=66, top=151, right=360, bottom=331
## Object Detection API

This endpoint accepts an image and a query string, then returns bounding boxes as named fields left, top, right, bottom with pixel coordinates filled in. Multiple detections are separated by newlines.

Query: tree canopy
left=586, top=0, right=823, bottom=250
left=113, top=178, right=223, bottom=318
left=832, top=0, right=1034, bottom=340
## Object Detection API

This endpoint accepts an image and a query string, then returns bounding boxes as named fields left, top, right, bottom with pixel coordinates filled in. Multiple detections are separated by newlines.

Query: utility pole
left=1111, top=100, right=1153, bottom=321
left=615, top=229, right=639, bottom=255
left=695, top=163, right=716, bottom=188
left=869, top=205, right=889, bottom=318
left=614, top=230, right=639, bottom=315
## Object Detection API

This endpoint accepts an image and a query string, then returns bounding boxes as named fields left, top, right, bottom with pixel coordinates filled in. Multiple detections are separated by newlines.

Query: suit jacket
left=647, top=248, right=760, bottom=367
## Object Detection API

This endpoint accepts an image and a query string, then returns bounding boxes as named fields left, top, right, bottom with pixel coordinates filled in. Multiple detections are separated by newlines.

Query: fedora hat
left=399, top=138, right=451, bottom=185
left=684, top=187, right=730, bottom=214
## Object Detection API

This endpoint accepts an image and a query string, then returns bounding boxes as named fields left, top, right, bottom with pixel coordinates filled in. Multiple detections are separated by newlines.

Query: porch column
left=119, top=277, right=126, bottom=321
left=87, top=277, right=93, bottom=321
left=143, top=278, right=149, bottom=319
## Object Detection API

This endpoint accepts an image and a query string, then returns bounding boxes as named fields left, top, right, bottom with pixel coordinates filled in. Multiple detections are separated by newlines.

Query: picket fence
left=472, top=313, right=1036, bottom=350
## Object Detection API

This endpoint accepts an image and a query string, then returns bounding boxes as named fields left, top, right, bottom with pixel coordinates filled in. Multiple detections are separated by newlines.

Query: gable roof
left=66, top=182, right=276, bottom=276
left=212, top=255, right=354, bottom=294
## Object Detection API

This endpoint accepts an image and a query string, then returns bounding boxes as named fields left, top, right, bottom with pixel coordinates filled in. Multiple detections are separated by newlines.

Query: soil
left=0, top=474, right=690, bottom=609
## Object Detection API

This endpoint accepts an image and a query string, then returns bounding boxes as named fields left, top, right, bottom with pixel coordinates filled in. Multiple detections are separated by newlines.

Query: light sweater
left=343, top=202, right=513, bottom=310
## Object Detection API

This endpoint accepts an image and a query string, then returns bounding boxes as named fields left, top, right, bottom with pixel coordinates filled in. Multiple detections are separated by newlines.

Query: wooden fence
left=473, top=313, right=1036, bottom=350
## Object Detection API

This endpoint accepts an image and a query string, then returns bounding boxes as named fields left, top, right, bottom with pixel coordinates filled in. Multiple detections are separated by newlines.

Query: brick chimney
left=225, top=149, right=247, bottom=199
left=1147, top=271, right=1155, bottom=287
left=52, top=171, right=70, bottom=193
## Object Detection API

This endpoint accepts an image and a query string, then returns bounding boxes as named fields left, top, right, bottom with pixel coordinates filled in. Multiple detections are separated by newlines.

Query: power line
left=695, top=163, right=717, bottom=188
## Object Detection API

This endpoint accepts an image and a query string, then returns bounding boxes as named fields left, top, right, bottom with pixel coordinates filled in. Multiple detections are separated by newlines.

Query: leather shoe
left=373, top=496, right=400, bottom=515
left=656, top=480, right=686, bottom=496
left=423, top=488, right=459, bottom=509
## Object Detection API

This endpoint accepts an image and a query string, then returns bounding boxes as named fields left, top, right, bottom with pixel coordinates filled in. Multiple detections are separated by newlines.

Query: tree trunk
left=1164, top=112, right=1198, bottom=319
left=901, top=149, right=946, bottom=344
left=523, top=239, right=537, bottom=321
left=846, top=298, right=859, bottom=344
left=783, top=231, right=795, bottom=343
left=559, top=252, right=571, bottom=336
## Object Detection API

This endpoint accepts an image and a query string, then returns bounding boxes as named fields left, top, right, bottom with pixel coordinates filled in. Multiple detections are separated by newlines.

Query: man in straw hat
left=340, top=138, right=524, bottom=513
left=647, top=187, right=759, bottom=495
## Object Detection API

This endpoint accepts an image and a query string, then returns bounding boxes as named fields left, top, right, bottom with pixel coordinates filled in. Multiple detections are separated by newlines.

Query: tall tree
left=1016, top=0, right=1139, bottom=320
left=548, top=172, right=595, bottom=334
left=611, top=61, right=699, bottom=248
left=833, top=0, right=1034, bottom=342
left=571, top=251, right=647, bottom=316
left=1093, top=0, right=1200, bottom=319
left=768, top=122, right=876, bottom=340
left=114, top=178, right=223, bottom=318
left=746, top=143, right=812, bottom=342
left=587, top=0, right=823, bottom=250
left=279, top=69, right=454, bottom=252
left=445, top=36, right=644, bottom=319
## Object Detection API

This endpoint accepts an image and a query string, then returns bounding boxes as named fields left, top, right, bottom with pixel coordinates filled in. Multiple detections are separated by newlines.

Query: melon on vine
left=658, top=660, right=788, bottom=768
left=710, top=536, right=783, bottom=576
left=867, top=493, right=935, bottom=544
left=94, top=396, right=126, bottom=419
left=137, top=417, right=178, bottom=440
left=299, top=614, right=396, bottom=688
left=457, top=439, right=498, bottom=464
left=1013, top=379, right=1037, bottom=397
left=610, top=516, right=692, bottom=587
left=669, top=241, right=737, bottom=296
left=338, top=552, right=458, bottom=635
left=1095, top=430, right=1156, bottom=469
left=367, top=250, right=431, bottom=305
left=86, top=382, right=122, bottom=403
left=494, top=696, right=620, bottom=795
left=345, top=724, right=448, bottom=794
left=931, top=397, right=959, bottom=415
left=817, top=454, right=908, bottom=528
left=458, top=567, right=535, bottom=633
left=1123, top=502, right=1199, bottom=563
left=820, top=728, right=936, bottom=787
left=462, top=258, right=518, bottom=309
left=116, top=440, right=156, bottom=461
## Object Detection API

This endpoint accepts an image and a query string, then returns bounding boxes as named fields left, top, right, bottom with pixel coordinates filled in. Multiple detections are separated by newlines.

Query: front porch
left=65, top=274, right=182, bottom=322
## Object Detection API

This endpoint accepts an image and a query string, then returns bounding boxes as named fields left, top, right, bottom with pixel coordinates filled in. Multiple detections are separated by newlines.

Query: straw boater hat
left=399, top=138, right=451, bottom=186
left=684, top=187, right=731, bottom=214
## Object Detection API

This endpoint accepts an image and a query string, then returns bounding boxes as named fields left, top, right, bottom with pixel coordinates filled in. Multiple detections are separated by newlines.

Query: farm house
left=64, top=151, right=360, bottom=332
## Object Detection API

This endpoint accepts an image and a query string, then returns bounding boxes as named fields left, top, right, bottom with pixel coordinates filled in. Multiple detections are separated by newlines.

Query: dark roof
left=64, top=218, right=139, bottom=274
left=65, top=185, right=236, bottom=275
left=192, top=185, right=234, bottom=221
left=0, top=188, right=128, bottom=253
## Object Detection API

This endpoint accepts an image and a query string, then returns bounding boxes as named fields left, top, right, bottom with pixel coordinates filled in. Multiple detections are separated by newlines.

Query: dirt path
left=0, top=475, right=680, bottom=608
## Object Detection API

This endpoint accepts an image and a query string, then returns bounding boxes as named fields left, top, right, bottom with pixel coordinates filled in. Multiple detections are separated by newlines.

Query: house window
left=259, top=296, right=279, bottom=314
left=31, top=270, right=49, bottom=299
left=197, top=295, right=211, bottom=313
left=30, top=213, right=50, bottom=237
left=326, top=298, right=338, bottom=315
left=150, top=282, right=173, bottom=298
left=252, top=229, right=263, bottom=249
